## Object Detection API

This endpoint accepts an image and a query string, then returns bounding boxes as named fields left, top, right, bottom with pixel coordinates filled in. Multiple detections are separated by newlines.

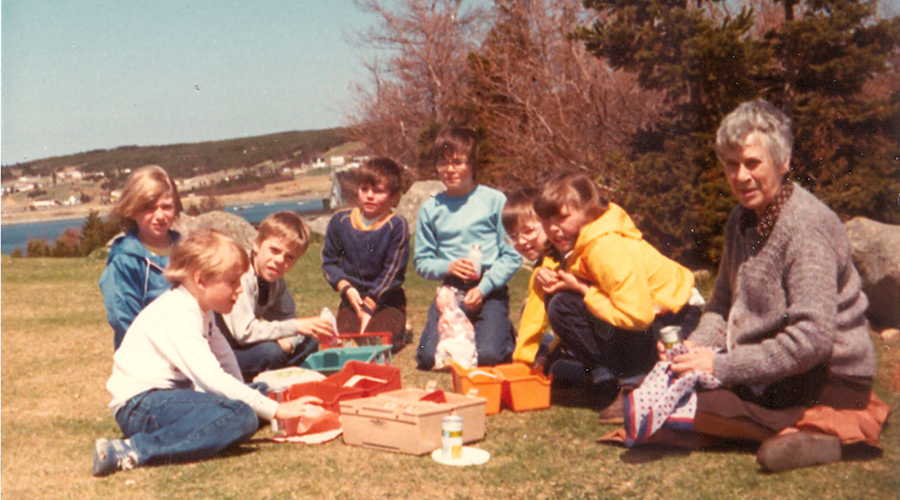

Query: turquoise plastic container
left=301, top=345, right=393, bottom=374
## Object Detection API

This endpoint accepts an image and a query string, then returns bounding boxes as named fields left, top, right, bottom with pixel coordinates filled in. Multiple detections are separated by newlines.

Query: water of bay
left=1, top=198, right=325, bottom=255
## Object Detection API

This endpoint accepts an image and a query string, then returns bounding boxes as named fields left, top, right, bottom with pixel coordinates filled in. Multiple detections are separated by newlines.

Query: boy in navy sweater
left=321, top=158, right=410, bottom=349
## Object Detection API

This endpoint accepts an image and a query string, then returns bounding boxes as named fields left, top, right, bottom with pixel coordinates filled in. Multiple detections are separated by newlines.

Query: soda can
left=660, top=325, right=683, bottom=350
left=271, top=388, right=287, bottom=433
left=441, top=415, right=464, bottom=460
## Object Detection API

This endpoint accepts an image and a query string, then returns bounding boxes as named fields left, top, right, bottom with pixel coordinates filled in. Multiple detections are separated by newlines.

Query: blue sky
left=1, top=1, right=374, bottom=165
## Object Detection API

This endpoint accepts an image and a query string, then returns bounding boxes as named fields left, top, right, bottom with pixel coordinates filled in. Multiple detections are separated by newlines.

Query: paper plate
left=431, top=446, right=491, bottom=466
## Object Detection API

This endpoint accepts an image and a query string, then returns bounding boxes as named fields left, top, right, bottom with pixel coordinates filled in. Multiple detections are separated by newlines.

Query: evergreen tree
left=576, top=0, right=899, bottom=265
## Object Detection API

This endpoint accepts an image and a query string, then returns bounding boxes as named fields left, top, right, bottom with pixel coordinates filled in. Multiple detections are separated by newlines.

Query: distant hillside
left=1, top=128, right=348, bottom=181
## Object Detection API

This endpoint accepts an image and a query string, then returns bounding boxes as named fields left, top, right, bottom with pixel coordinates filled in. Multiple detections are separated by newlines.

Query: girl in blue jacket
left=99, top=165, right=182, bottom=349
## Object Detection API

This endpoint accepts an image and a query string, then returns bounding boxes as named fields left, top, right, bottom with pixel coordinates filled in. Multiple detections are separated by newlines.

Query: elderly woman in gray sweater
left=669, top=99, right=882, bottom=472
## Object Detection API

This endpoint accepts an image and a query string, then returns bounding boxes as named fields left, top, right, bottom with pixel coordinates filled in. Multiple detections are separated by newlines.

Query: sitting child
left=414, top=126, right=522, bottom=369
left=216, top=212, right=335, bottom=381
left=534, top=172, right=703, bottom=420
left=99, top=165, right=182, bottom=349
left=93, top=229, right=322, bottom=477
left=321, top=158, right=410, bottom=349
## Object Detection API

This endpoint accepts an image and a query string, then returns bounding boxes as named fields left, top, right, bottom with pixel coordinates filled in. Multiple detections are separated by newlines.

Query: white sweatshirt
left=106, top=286, right=278, bottom=420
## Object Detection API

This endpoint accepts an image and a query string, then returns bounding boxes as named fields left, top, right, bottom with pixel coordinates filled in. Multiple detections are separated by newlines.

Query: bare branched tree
left=346, top=0, right=489, bottom=174
left=462, top=0, right=663, bottom=188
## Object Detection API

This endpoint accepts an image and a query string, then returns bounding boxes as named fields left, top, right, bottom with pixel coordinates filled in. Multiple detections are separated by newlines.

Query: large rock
left=307, top=180, right=446, bottom=235
left=307, top=215, right=331, bottom=236
left=396, top=180, right=446, bottom=230
left=845, top=217, right=900, bottom=328
left=173, top=211, right=258, bottom=250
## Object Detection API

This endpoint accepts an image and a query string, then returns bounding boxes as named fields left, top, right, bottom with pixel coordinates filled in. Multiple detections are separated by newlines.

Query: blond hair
left=112, top=165, right=183, bottom=231
left=255, top=211, right=310, bottom=256
left=165, top=228, right=249, bottom=287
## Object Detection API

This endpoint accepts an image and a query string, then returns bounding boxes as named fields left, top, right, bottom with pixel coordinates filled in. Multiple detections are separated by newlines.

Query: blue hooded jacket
left=99, top=228, right=181, bottom=349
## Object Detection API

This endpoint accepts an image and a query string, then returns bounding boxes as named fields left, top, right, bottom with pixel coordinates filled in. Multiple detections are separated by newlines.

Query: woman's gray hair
left=716, top=99, right=793, bottom=168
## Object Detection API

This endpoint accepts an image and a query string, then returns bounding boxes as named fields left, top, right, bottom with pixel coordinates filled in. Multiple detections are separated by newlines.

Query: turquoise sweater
left=414, top=185, right=522, bottom=297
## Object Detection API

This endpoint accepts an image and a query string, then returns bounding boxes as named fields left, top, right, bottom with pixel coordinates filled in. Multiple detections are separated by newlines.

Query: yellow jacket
left=512, top=255, right=561, bottom=365
left=566, top=203, right=694, bottom=331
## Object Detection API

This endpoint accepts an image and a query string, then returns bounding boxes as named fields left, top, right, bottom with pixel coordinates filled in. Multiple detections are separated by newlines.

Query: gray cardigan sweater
left=689, top=185, right=875, bottom=389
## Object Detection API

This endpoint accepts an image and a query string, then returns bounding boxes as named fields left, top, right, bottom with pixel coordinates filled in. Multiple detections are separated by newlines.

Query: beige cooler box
left=340, top=386, right=486, bottom=455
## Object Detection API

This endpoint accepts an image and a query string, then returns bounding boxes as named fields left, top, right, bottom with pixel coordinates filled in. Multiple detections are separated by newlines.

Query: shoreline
left=1, top=178, right=331, bottom=226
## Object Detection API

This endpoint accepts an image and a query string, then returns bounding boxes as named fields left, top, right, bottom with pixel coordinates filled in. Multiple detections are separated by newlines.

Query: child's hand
left=357, top=310, right=372, bottom=334
left=296, top=317, right=336, bottom=342
left=345, top=287, right=364, bottom=314
left=277, top=338, right=294, bottom=354
left=274, top=396, right=324, bottom=420
left=532, top=354, right=548, bottom=373
left=543, top=270, right=589, bottom=295
left=462, top=288, right=484, bottom=313
left=448, top=258, right=479, bottom=281
left=534, top=267, right=560, bottom=293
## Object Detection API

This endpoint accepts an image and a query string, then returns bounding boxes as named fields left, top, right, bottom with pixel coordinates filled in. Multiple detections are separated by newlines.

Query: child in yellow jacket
left=534, top=172, right=703, bottom=403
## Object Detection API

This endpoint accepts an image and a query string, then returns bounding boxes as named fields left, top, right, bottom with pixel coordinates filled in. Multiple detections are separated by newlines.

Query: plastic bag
left=433, top=286, right=477, bottom=370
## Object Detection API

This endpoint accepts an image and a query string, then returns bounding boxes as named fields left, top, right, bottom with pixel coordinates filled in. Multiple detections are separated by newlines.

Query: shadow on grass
left=615, top=438, right=758, bottom=465
left=139, top=441, right=261, bottom=471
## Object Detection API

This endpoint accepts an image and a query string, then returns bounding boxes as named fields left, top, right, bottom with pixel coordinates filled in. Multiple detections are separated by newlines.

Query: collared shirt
left=740, top=181, right=794, bottom=239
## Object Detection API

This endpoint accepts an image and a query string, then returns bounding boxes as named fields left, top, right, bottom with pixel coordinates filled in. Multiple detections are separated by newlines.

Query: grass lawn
left=2, top=248, right=898, bottom=499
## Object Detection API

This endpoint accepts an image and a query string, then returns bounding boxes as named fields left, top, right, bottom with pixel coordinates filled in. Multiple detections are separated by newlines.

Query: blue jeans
left=546, top=291, right=657, bottom=387
left=232, top=337, right=319, bottom=382
left=114, top=389, right=259, bottom=466
left=416, top=285, right=515, bottom=370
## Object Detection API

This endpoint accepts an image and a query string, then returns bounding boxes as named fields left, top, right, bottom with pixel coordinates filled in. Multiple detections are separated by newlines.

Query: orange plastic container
left=495, top=363, right=552, bottom=412
left=449, top=363, right=504, bottom=415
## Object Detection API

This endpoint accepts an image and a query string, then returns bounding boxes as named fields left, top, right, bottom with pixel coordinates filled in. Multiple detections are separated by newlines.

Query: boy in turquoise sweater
left=414, top=126, right=522, bottom=369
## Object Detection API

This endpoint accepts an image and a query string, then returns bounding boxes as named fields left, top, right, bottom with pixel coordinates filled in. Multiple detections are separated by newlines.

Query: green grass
left=2, top=251, right=898, bottom=499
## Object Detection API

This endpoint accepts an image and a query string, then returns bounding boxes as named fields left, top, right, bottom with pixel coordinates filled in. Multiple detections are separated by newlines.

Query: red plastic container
left=271, top=362, right=401, bottom=413
left=324, top=360, right=402, bottom=397
left=322, top=331, right=393, bottom=349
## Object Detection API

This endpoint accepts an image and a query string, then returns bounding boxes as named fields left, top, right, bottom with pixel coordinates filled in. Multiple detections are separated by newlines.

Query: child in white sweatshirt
left=93, top=229, right=322, bottom=477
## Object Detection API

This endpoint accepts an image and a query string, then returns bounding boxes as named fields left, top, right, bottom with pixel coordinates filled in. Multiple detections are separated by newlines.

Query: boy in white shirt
left=93, top=229, right=322, bottom=477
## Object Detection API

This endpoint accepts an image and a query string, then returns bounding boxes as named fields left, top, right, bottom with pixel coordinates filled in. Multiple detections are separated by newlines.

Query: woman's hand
left=670, top=340, right=715, bottom=376
left=448, top=258, right=479, bottom=281
left=656, top=340, right=670, bottom=362
left=296, top=317, right=336, bottom=342
left=274, top=396, right=324, bottom=420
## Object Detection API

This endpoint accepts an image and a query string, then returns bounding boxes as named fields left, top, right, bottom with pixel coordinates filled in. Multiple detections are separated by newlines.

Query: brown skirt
left=694, top=372, right=875, bottom=441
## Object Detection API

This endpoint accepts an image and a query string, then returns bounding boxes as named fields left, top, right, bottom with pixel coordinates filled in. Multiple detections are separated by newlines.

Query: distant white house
left=62, top=195, right=80, bottom=206
left=312, top=158, right=328, bottom=169
left=31, top=199, right=58, bottom=209
left=17, top=183, right=36, bottom=192
left=59, top=169, right=84, bottom=181
left=330, top=155, right=346, bottom=168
